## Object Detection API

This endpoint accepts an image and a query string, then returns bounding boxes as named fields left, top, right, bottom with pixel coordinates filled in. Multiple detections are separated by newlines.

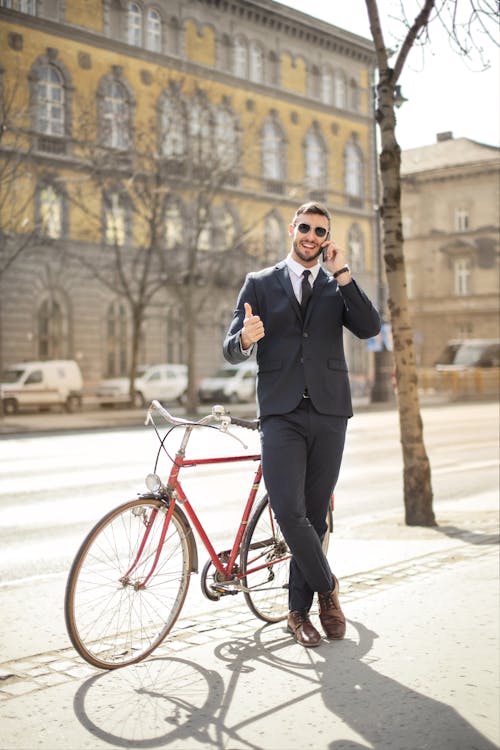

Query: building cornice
left=402, top=160, right=500, bottom=185
left=193, top=0, right=375, bottom=62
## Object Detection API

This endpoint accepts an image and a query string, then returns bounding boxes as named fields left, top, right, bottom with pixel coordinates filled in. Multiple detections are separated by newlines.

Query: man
left=223, top=202, right=381, bottom=647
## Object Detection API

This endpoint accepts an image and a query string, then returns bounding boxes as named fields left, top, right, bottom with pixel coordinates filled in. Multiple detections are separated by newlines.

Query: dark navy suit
left=223, top=260, right=380, bottom=612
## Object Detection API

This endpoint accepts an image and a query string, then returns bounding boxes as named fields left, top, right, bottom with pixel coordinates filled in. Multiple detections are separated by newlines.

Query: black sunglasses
left=295, top=223, right=329, bottom=239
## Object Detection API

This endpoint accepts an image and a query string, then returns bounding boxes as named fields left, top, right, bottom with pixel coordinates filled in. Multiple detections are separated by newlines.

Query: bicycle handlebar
left=145, top=400, right=259, bottom=432
left=227, top=415, right=260, bottom=431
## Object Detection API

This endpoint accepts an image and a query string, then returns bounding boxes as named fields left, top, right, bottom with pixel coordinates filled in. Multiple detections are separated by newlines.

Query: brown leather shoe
left=287, top=611, right=321, bottom=647
left=318, top=576, right=346, bottom=640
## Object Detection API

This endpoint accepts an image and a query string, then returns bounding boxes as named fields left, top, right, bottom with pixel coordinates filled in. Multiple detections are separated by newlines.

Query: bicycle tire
left=65, top=498, right=192, bottom=669
left=241, top=494, right=332, bottom=623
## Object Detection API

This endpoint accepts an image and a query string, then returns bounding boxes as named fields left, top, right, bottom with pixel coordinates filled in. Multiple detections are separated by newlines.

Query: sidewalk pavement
left=0, top=486, right=498, bottom=749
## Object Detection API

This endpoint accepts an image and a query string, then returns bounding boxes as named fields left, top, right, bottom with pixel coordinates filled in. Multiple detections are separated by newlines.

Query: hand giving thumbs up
left=241, top=302, right=265, bottom=350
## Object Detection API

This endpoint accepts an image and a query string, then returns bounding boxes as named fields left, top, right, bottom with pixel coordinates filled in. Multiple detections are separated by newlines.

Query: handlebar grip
left=229, top=416, right=260, bottom=431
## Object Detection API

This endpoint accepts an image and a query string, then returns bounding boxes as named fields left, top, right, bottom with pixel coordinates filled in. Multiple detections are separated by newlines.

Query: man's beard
left=293, top=239, right=323, bottom=263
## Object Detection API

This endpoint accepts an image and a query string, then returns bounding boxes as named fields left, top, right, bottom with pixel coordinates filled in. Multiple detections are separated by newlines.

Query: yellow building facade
left=0, top=0, right=378, bottom=392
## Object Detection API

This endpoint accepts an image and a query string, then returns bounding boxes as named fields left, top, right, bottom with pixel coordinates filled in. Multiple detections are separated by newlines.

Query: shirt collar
left=286, top=253, right=321, bottom=282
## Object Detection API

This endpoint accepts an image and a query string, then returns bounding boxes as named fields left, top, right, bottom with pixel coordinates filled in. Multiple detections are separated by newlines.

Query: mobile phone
left=321, top=232, right=331, bottom=262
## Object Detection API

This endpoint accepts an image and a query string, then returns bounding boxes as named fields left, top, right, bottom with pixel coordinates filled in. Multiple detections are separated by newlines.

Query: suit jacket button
left=303, top=332, right=308, bottom=338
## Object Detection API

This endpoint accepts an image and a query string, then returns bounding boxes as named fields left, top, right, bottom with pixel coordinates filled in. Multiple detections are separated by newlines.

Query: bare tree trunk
left=366, top=0, right=436, bottom=525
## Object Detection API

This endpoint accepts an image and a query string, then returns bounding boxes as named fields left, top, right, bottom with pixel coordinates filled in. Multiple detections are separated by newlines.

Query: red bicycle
left=64, top=400, right=333, bottom=669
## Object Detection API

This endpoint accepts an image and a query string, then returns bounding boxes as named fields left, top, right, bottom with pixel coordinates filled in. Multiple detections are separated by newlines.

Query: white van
left=198, top=362, right=257, bottom=404
left=0, top=360, right=83, bottom=414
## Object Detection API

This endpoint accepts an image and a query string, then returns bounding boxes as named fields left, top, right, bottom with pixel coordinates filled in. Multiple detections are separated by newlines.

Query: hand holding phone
left=322, top=238, right=350, bottom=280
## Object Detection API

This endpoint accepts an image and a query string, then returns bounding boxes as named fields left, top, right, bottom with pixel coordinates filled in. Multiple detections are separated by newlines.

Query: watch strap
left=333, top=265, right=350, bottom=279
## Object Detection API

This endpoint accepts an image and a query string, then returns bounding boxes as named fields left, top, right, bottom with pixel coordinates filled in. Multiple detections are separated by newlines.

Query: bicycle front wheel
left=65, top=498, right=192, bottom=669
left=241, top=494, right=332, bottom=623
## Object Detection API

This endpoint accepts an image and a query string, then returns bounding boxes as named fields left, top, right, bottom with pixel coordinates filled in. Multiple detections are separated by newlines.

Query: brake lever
left=223, top=428, right=248, bottom=450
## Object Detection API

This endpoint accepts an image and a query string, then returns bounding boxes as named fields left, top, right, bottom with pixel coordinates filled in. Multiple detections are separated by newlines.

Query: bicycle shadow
left=72, top=618, right=497, bottom=750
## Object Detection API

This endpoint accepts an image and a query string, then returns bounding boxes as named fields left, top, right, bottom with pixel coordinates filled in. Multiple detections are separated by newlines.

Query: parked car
left=198, top=362, right=257, bottom=404
left=0, top=360, right=83, bottom=414
left=435, top=339, right=500, bottom=370
left=96, top=364, right=187, bottom=408
left=427, top=338, right=500, bottom=398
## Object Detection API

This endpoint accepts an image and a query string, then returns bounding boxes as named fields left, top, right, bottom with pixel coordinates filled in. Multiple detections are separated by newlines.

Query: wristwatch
left=333, top=265, right=350, bottom=279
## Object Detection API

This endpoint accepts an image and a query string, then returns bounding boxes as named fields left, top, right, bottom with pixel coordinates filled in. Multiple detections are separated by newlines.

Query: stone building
left=0, top=0, right=379, bottom=394
left=401, top=132, right=499, bottom=368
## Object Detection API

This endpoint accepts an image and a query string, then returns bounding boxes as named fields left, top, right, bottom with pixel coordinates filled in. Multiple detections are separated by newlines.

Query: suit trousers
left=260, top=398, right=347, bottom=613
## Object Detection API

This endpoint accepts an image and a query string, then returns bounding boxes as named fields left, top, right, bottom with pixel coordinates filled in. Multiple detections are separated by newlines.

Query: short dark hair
left=293, top=201, right=331, bottom=227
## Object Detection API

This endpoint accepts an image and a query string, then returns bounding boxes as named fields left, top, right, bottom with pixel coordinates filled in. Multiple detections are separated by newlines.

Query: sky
left=279, top=0, right=500, bottom=150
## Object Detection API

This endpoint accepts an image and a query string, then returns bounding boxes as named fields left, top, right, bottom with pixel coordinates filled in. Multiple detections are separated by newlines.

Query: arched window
left=38, top=297, right=68, bottom=359
left=127, top=2, right=142, bottom=46
left=348, top=224, right=365, bottom=272
left=304, top=127, right=327, bottom=187
left=160, top=92, right=186, bottom=159
left=104, top=191, right=127, bottom=246
left=165, top=199, right=184, bottom=250
left=101, top=79, right=130, bottom=149
left=189, top=97, right=212, bottom=164
left=39, top=184, right=63, bottom=239
left=36, top=65, right=65, bottom=136
left=345, top=141, right=364, bottom=198
left=262, top=118, right=285, bottom=185
left=334, top=69, right=347, bottom=109
left=350, top=79, right=361, bottom=112
left=106, top=301, right=128, bottom=376
left=215, top=108, right=239, bottom=171
left=146, top=8, right=162, bottom=52
left=233, top=36, right=248, bottom=77
left=320, top=66, right=333, bottom=105
left=264, top=212, right=285, bottom=262
left=249, top=41, right=264, bottom=83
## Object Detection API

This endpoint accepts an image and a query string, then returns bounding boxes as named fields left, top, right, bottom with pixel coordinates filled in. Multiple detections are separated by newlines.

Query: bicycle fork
left=119, top=500, right=176, bottom=590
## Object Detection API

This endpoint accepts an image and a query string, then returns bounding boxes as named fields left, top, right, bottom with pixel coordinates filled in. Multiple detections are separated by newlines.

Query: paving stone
left=0, top=681, right=39, bottom=696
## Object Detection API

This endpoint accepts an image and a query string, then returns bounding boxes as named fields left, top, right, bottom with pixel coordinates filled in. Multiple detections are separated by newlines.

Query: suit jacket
left=223, top=261, right=381, bottom=418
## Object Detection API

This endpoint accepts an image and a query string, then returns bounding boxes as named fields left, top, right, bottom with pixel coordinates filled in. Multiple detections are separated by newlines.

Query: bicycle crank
left=200, top=556, right=241, bottom=601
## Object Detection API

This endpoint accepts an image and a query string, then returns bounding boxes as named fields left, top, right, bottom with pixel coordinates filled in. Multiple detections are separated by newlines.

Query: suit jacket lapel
left=276, top=262, right=302, bottom=322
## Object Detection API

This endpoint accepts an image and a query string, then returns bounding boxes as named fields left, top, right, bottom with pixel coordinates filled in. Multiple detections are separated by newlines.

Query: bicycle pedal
left=213, top=585, right=239, bottom=596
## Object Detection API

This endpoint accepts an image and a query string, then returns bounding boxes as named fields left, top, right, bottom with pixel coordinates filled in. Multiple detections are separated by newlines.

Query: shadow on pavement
left=434, top=525, right=499, bottom=546
left=72, top=619, right=497, bottom=750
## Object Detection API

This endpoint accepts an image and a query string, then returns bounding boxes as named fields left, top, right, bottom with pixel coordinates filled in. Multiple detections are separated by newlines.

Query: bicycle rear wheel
left=65, top=498, right=192, bottom=669
left=240, top=494, right=289, bottom=623
left=241, top=494, right=332, bottom=623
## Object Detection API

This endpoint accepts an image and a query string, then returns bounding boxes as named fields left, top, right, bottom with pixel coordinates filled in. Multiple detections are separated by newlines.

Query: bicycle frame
left=171, top=451, right=264, bottom=579
left=127, top=410, right=276, bottom=592
left=128, top=404, right=332, bottom=594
